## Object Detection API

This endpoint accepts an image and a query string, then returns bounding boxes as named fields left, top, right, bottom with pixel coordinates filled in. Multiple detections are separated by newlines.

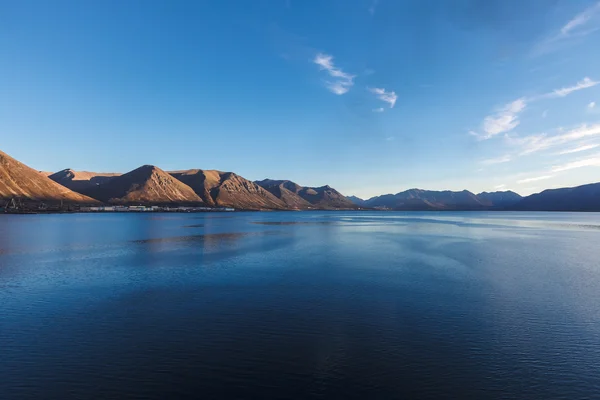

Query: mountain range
left=352, top=189, right=524, bottom=210
left=1, top=149, right=599, bottom=211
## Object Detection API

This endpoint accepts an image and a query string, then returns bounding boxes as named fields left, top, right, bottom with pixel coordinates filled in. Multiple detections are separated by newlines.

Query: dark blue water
left=1, top=212, right=600, bottom=399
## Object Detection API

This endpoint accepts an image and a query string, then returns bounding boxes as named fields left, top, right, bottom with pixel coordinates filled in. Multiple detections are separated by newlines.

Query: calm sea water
left=1, top=211, right=600, bottom=399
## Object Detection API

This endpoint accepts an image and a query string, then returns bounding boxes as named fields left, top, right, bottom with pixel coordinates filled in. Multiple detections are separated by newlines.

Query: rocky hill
left=0, top=150, right=98, bottom=205
left=256, top=179, right=356, bottom=209
left=171, top=170, right=285, bottom=210
left=49, top=169, right=121, bottom=192
left=83, top=165, right=203, bottom=205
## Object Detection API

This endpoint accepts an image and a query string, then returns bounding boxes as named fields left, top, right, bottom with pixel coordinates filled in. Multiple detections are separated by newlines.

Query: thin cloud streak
left=472, top=77, right=598, bottom=141
left=548, top=77, right=599, bottom=98
left=510, top=123, right=600, bottom=155
left=369, top=87, right=397, bottom=108
left=552, top=154, right=600, bottom=172
left=533, top=2, right=600, bottom=55
left=481, top=155, right=511, bottom=165
left=313, top=53, right=355, bottom=95
left=557, top=143, right=600, bottom=155
left=517, top=175, right=554, bottom=184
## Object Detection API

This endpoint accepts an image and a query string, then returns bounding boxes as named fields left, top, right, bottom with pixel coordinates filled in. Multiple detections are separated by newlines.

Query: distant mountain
left=171, top=170, right=285, bottom=210
left=256, top=179, right=356, bottom=209
left=477, top=191, right=522, bottom=208
left=0, top=150, right=98, bottom=205
left=83, top=165, right=203, bottom=205
left=347, top=195, right=367, bottom=207
left=49, top=169, right=121, bottom=192
left=365, top=189, right=485, bottom=210
left=512, top=182, right=600, bottom=211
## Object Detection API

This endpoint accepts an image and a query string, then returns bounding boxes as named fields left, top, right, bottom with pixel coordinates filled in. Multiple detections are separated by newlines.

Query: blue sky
left=1, top=0, right=600, bottom=198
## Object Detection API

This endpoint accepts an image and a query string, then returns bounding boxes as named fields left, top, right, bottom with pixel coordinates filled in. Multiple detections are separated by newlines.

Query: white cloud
left=552, top=154, right=600, bottom=172
left=517, top=175, right=554, bottom=184
left=475, top=98, right=526, bottom=140
left=373, top=107, right=385, bottom=113
left=494, top=184, right=506, bottom=190
left=562, top=2, right=600, bottom=35
left=481, top=155, right=512, bottom=165
left=589, top=101, right=596, bottom=109
left=385, top=136, right=395, bottom=141
left=548, top=77, right=599, bottom=98
left=369, top=87, right=397, bottom=108
left=534, top=2, right=600, bottom=55
left=471, top=77, right=598, bottom=141
left=512, top=123, right=600, bottom=155
left=313, top=53, right=355, bottom=95
left=557, top=143, right=600, bottom=155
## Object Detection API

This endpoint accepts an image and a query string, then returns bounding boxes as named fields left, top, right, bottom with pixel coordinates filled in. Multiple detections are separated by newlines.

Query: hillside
left=347, top=196, right=367, bottom=207
left=365, top=189, right=485, bottom=210
left=254, top=179, right=314, bottom=209
left=0, top=150, right=98, bottom=205
left=83, top=165, right=203, bottom=205
left=171, top=170, right=285, bottom=210
left=256, top=179, right=356, bottom=209
left=49, top=169, right=121, bottom=192
left=477, top=191, right=522, bottom=208
left=512, top=182, right=600, bottom=211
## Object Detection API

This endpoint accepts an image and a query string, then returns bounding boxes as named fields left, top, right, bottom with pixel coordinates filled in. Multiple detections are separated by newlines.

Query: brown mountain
left=170, top=170, right=285, bottom=210
left=83, top=165, right=203, bottom=205
left=49, top=169, right=121, bottom=192
left=0, top=150, right=98, bottom=205
left=253, top=179, right=313, bottom=209
left=256, top=179, right=356, bottom=209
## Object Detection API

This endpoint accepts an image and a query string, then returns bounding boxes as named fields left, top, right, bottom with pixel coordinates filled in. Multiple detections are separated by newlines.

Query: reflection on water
left=1, top=211, right=600, bottom=399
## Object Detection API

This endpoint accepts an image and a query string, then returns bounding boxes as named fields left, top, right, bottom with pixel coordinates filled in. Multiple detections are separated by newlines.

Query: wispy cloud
left=517, top=175, right=554, bottom=184
left=472, top=77, right=598, bottom=141
left=481, top=155, right=512, bottom=165
left=372, top=107, right=385, bottom=113
left=369, top=87, right=397, bottom=108
left=473, top=98, right=526, bottom=140
left=385, top=136, right=395, bottom=141
left=494, top=184, right=506, bottom=190
left=313, top=53, right=355, bottom=95
left=589, top=101, right=597, bottom=109
left=511, top=123, right=600, bottom=155
left=546, top=77, right=599, bottom=98
left=562, top=4, right=600, bottom=35
left=534, top=2, right=600, bottom=55
left=557, top=143, right=600, bottom=155
left=551, top=153, right=600, bottom=172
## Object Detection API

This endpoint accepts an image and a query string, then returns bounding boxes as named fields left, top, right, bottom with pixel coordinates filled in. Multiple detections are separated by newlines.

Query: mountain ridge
left=3, top=149, right=600, bottom=211
left=82, top=165, right=204, bottom=205
left=0, top=150, right=98, bottom=205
